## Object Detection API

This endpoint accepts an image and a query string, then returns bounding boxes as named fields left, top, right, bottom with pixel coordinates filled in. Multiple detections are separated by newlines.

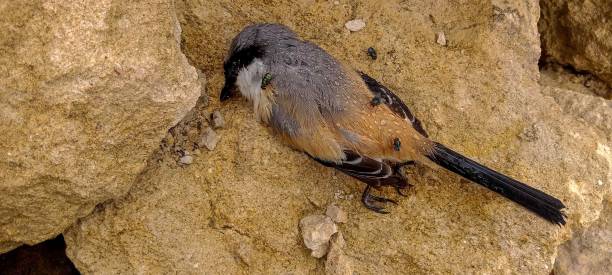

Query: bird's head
left=220, top=23, right=297, bottom=101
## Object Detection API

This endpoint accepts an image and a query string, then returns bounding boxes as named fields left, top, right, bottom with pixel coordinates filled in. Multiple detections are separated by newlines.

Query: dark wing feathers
left=359, top=72, right=429, bottom=137
left=312, top=150, right=407, bottom=188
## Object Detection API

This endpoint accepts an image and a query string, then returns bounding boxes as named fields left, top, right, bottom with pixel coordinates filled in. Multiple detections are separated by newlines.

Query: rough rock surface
left=554, top=196, right=612, bottom=275
left=300, top=215, right=338, bottom=258
left=62, top=0, right=610, bottom=274
left=0, top=0, right=201, bottom=252
left=326, top=204, right=348, bottom=224
left=539, top=0, right=612, bottom=86
left=541, top=63, right=612, bottom=275
left=325, top=232, right=353, bottom=275
left=540, top=64, right=611, bottom=99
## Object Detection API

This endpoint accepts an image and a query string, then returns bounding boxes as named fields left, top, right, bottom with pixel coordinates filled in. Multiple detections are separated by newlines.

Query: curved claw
left=361, top=185, right=396, bottom=214
left=364, top=203, right=389, bottom=214
left=370, top=195, right=398, bottom=205
left=395, top=186, right=408, bottom=197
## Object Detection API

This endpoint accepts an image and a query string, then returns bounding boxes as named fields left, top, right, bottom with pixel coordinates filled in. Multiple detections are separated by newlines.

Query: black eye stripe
left=224, top=45, right=264, bottom=76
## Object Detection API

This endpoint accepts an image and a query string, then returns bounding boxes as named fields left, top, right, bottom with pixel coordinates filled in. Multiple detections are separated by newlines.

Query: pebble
left=345, top=19, right=365, bottom=32
left=198, top=127, right=219, bottom=151
left=299, top=215, right=338, bottom=258
left=211, top=110, right=225, bottom=129
left=436, top=32, right=447, bottom=46
left=235, top=241, right=252, bottom=266
left=325, top=232, right=352, bottom=275
left=326, top=204, right=348, bottom=223
left=179, top=155, right=193, bottom=165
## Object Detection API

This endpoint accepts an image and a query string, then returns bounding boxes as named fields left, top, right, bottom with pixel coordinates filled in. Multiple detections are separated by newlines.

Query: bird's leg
left=391, top=161, right=415, bottom=197
left=392, top=178, right=412, bottom=197
left=361, top=185, right=397, bottom=214
left=395, top=186, right=409, bottom=197
left=397, top=160, right=416, bottom=168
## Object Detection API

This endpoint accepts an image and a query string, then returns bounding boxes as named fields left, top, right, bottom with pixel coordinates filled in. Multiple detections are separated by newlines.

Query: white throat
left=236, top=58, right=273, bottom=123
left=236, top=58, right=266, bottom=102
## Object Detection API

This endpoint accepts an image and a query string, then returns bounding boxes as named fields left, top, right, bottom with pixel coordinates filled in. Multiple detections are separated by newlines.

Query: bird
left=219, top=23, right=566, bottom=225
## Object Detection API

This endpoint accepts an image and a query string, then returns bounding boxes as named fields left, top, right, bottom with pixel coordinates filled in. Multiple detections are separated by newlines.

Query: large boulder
left=0, top=0, right=201, bottom=251
left=63, top=0, right=610, bottom=274
left=539, top=0, right=612, bottom=86
left=541, top=67, right=612, bottom=275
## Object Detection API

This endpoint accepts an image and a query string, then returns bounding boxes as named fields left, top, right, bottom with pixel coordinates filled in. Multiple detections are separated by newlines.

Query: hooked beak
left=220, top=82, right=236, bottom=101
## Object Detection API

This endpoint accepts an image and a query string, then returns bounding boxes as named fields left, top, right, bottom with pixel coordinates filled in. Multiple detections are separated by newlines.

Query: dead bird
left=220, top=23, right=566, bottom=225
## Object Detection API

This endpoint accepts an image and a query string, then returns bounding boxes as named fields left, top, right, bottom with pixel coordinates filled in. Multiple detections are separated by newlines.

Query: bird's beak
left=220, top=82, right=236, bottom=101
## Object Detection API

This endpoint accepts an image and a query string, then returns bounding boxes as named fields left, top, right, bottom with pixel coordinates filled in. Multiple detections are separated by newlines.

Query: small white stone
left=300, top=215, right=338, bottom=258
left=211, top=110, right=225, bottom=129
left=436, top=32, right=447, bottom=46
left=179, top=155, right=193, bottom=165
left=326, top=204, right=348, bottom=223
left=198, top=127, right=219, bottom=151
left=345, top=19, right=366, bottom=32
left=325, top=232, right=352, bottom=275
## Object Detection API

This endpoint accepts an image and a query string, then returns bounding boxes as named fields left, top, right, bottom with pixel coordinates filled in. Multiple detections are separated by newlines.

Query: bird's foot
left=393, top=177, right=414, bottom=197
left=395, top=186, right=409, bottom=197
left=361, top=185, right=397, bottom=214
left=397, top=160, right=415, bottom=168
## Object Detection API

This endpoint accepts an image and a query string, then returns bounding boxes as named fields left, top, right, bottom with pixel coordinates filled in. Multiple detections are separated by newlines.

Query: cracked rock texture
left=539, top=0, right=612, bottom=86
left=0, top=0, right=201, bottom=252
left=541, top=63, right=612, bottom=275
left=325, top=232, right=352, bottom=275
left=61, top=0, right=611, bottom=274
left=554, top=196, right=611, bottom=275
left=300, top=215, right=338, bottom=258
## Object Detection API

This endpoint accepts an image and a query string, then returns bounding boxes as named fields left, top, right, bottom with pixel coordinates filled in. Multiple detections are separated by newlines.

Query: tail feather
left=427, top=142, right=566, bottom=225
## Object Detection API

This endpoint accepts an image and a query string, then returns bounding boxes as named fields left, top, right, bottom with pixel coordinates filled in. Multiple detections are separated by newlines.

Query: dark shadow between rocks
left=0, top=235, right=80, bottom=275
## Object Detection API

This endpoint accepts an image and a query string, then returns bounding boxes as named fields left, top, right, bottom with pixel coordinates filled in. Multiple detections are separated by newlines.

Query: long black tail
left=426, top=142, right=566, bottom=225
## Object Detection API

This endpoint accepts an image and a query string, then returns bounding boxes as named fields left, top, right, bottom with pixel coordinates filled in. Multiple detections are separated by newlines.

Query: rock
left=554, top=197, right=612, bottom=275
left=198, top=127, right=219, bottom=151
left=539, top=64, right=611, bottom=99
left=0, top=0, right=200, bottom=251
left=345, top=19, right=365, bottom=32
left=299, top=215, right=337, bottom=258
left=211, top=110, right=225, bottom=129
left=436, top=32, right=447, bottom=46
left=179, top=155, right=193, bottom=165
left=541, top=87, right=612, bottom=138
left=325, top=232, right=352, bottom=275
left=63, top=1, right=610, bottom=274
left=326, top=204, right=348, bottom=223
left=539, top=0, right=612, bottom=86
left=235, top=241, right=253, bottom=266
